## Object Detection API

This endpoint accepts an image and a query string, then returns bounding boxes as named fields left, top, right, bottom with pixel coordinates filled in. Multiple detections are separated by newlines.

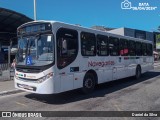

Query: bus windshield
left=16, top=34, right=54, bottom=66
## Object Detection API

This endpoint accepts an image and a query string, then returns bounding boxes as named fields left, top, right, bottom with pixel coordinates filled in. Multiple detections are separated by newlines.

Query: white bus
left=14, top=21, right=154, bottom=94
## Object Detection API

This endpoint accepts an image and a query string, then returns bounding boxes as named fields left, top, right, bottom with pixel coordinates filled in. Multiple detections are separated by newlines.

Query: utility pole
left=34, top=0, right=37, bottom=21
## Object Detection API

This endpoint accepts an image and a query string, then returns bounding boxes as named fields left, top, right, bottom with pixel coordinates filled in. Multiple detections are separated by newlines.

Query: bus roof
left=18, top=20, right=153, bottom=44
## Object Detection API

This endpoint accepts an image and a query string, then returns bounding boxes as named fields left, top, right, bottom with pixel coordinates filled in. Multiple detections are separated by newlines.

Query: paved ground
left=154, top=61, right=160, bottom=67
left=0, top=80, right=15, bottom=92
left=0, top=67, right=160, bottom=120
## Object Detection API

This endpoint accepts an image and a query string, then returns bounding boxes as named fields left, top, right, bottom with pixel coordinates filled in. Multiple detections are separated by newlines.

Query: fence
left=0, top=46, right=16, bottom=81
left=0, top=63, right=14, bottom=81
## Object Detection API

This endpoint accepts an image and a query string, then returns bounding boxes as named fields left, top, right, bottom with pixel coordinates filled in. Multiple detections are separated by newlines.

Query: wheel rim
left=85, top=78, right=93, bottom=89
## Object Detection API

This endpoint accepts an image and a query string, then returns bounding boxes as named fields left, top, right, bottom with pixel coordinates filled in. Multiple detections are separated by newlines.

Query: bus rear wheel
left=135, top=66, right=141, bottom=79
left=82, top=73, right=96, bottom=94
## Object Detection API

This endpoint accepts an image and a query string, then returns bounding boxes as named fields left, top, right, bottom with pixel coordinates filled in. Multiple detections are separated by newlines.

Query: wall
left=146, top=31, right=154, bottom=41
left=107, top=28, right=125, bottom=36
left=124, top=28, right=135, bottom=38
left=109, top=27, right=153, bottom=41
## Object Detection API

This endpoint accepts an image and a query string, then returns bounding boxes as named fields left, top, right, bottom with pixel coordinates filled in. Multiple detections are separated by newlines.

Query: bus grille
left=18, top=77, right=38, bottom=82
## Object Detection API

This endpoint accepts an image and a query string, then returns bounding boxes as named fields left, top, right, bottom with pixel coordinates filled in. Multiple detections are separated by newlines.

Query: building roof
left=0, top=8, right=33, bottom=45
left=0, top=8, right=33, bottom=33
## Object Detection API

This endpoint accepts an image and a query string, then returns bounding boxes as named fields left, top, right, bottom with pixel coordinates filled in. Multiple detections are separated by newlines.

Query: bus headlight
left=38, top=72, right=53, bottom=83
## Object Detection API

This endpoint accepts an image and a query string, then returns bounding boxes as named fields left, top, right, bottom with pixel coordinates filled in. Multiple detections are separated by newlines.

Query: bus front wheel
left=82, top=73, right=96, bottom=94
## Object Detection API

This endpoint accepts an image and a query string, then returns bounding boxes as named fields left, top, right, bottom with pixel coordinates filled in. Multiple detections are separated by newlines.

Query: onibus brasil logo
left=121, top=0, right=157, bottom=11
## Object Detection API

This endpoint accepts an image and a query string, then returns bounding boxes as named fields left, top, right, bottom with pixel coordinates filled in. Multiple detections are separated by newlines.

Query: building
left=108, top=27, right=153, bottom=41
left=0, top=7, right=33, bottom=63
left=91, top=26, right=157, bottom=50
left=107, top=27, right=155, bottom=48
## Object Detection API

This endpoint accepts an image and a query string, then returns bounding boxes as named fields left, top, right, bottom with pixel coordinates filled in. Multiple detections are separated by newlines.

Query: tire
left=135, top=66, right=141, bottom=79
left=82, top=73, right=96, bottom=94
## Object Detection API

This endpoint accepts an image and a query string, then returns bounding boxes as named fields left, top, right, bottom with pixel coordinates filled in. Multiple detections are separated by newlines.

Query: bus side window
left=147, top=43, right=153, bottom=56
left=97, top=35, right=108, bottom=56
left=124, top=39, right=128, bottom=56
left=119, top=39, right=128, bottom=56
left=136, top=42, right=142, bottom=56
left=56, top=28, right=78, bottom=69
left=142, top=43, right=147, bottom=56
left=81, top=32, right=96, bottom=56
left=119, top=39, right=124, bottom=56
left=109, top=37, right=119, bottom=56
left=129, top=40, right=136, bottom=56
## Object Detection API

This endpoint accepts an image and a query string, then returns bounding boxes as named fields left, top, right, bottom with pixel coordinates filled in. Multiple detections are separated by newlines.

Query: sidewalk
left=0, top=80, right=23, bottom=96
left=154, top=61, right=160, bottom=67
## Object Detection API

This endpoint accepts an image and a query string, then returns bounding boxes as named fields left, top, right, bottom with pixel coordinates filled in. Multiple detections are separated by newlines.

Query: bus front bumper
left=14, top=77, right=54, bottom=94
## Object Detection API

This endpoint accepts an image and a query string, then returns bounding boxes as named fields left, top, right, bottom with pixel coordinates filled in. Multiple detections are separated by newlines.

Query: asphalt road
left=1, top=68, right=160, bottom=120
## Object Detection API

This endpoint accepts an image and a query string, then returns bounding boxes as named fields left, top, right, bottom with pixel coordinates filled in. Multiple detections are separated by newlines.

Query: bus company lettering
left=88, top=61, right=115, bottom=67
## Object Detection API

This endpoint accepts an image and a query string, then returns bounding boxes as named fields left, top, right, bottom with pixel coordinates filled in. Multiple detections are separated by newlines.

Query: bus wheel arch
left=82, top=70, right=98, bottom=94
left=135, top=65, right=141, bottom=79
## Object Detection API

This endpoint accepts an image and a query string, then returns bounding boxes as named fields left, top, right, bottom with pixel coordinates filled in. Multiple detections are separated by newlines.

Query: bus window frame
left=56, top=27, right=79, bottom=69
left=97, top=34, right=109, bottom=56
left=147, top=43, right=153, bottom=56
left=136, top=41, right=142, bottom=56
left=142, top=43, right=147, bottom=56
left=109, top=36, right=119, bottom=56
left=81, top=32, right=96, bottom=56
left=129, top=40, right=136, bottom=56
left=119, top=38, right=128, bottom=56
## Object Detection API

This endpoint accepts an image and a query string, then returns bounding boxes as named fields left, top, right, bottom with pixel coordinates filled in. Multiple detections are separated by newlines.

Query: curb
left=154, top=64, right=160, bottom=68
left=0, top=89, right=23, bottom=96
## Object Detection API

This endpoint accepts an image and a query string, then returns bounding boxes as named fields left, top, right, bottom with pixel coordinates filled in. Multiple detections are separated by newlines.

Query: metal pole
left=8, top=46, right=11, bottom=80
left=34, top=0, right=37, bottom=21
left=8, top=46, right=10, bottom=65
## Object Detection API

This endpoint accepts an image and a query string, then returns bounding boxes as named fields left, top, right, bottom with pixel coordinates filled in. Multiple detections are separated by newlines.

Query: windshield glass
left=16, top=34, right=54, bottom=66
